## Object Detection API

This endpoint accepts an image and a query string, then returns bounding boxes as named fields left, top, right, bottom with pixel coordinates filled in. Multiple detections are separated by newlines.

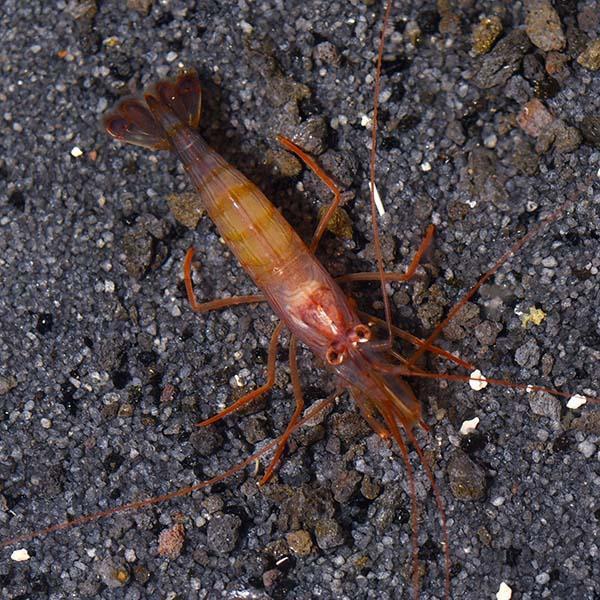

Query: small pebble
left=577, top=40, right=600, bottom=71
left=158, top=523, right=186, bottom=559
left=578, top=440, right=596, bottom=459
left=472, top=16, right=503, bottom=55
left=447, top=449, right=487, bottom=501
left=496, top=581, right=512, bottom=600
left=97, top=557, right=129, bottom=588
left=360, top=475, right=381, bottom=500
left=314, top=518, right=344, bottom=550
left=525, top=0, right=565, bottom=52
left=285, top=530, right=313, bottom=556
left=460, top=417, right=480, bottom=435
left=483, top=133, right=497, bottom=148
left=127, top=0, right=153, bottom=15
left=206, top=514, right=242, bottom=554
left=10, top=548, right=30, bottom=562
left=313, top=41, right=341, bottom=67
left=0, top=375, right=17, bottom=395
left=190, top=427, right=223, bottom=456
left=567, top=394, right=586, bottom=410
left=535, top=571, right=550, bottom=585
left=469, top=369, right=488, bottom=391
left=124, top=548, right=137, bottom=562
left=528, top=391, right=561, bottom=422
left=515, top=339, right=541, bottom=369
left=580, top=116, right=600, bottom=148
left=517, top=98, right=554, bottom=138
left=262, top=568, right=281, bottom=589
left=473, top=30, right=531, bottom=89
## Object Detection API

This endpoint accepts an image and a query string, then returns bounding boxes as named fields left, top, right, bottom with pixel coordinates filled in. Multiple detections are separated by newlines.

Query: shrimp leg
left=336, top=224, right=436, bottom=284
left=184, top=247, right=265, bottom=312
left=277, top=135, right=350, bottom=252
left=259, top=333, right=304, bottom=485
left=277, top=134, right=436, bottom=284
left=196, top=321, right=284, bottom=426
left=353, top=390, right=391, bottom=439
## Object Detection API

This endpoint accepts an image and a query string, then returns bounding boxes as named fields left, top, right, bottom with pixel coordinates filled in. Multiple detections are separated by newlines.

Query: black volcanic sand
left=1, top=1, right=599, bottom=599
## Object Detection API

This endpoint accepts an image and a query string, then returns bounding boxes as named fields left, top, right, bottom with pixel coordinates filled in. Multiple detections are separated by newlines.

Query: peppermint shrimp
left=1, top=1, right=599, bottom=599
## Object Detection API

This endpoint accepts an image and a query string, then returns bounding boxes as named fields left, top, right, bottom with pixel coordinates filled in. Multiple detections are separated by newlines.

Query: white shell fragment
left=567, top=394, right=587, bottom=410
left=360, top=113, right=372, bottom=128
left=70, top=146, right=83, bottom=158
left=369, top=181, right=385, bottom=216
left=10, top=548, right=30, bottom=562
left=496, top=581, right=512, bottom=600
left=460, top=416, right=480, bottom=435
left=469, top=369, right=488, bottom=391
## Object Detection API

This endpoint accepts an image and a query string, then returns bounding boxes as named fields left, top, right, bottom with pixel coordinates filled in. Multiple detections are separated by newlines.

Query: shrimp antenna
left=369, top=3, right=452, bottom=598
left=406, top=171, right=599, bottom=368
left=0, top=393, right=338, bottom=548
left=370, top=0, right=395, bottom=344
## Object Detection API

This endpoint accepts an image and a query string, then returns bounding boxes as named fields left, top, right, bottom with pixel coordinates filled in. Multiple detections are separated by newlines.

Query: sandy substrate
left=1, top=1, right=599, bottom=599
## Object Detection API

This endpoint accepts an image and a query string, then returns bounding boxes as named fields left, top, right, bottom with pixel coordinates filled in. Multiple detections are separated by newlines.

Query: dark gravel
left=1, top=1, right=599, bottom=599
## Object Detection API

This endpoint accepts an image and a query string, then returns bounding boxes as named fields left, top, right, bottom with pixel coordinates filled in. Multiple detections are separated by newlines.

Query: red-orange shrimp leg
left=184, top=247, right=265, bottom=312
left=276, top=134, right=348, bottom=253
left=353, top=390, right=391, bottom=439
left=197, top=321, right=284, bottom=426
left=380, top=404, right=421, bottom=600
left=405, top=176, right=597, bottom=369
left=357, top=311, right=476, bottom=371
left=336, top=224, right=436, bottom=283
left=259, top=334, right=304, bottom=485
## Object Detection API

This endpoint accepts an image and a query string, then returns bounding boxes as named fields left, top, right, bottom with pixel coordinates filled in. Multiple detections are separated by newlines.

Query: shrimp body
left=162, top=120, right=360, bottom=359
left=104, top=69, right=423, bottom=450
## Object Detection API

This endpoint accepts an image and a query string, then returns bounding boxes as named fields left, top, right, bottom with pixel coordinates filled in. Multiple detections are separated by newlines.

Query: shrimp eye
left=354, top=324, right=371, bottom=343
left=326, top=345, right=345, bottom=365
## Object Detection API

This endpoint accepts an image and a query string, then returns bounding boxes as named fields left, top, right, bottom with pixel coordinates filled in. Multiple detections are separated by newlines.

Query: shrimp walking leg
left=197, top=321, right=284, bottom=426
left=277, top=134, right=349, bottom=252
left=407, top=430, right=451, bottom=600
left=184, top=247, right=265, bottom=313
left=259, top=334, right=304, bottom=485
left=336, top=224, right=436, bottom=284
left=353, top=391, right=391, bottom=439
left=358, top=312, right=475, bottom=371
left=380, top=404, right=421, bottom=600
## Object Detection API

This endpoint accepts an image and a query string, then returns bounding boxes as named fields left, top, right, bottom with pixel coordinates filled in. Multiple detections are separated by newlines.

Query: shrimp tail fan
left=103, top=68, right=202, bottom=150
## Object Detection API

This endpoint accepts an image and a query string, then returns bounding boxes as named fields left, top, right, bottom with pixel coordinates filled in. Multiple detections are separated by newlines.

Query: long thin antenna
left=370, top=0, right=395, bottom=344
left=407, top=174, right=598, bottom=367
left=0, top=394, right=337, bottom=548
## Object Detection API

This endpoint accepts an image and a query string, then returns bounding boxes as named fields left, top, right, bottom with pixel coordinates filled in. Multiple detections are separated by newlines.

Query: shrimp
left=99, top=60, right=598, bottom=598
left=1, top=1, right=598, bottom=598
left=103, top=68, right=436, bottom=472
